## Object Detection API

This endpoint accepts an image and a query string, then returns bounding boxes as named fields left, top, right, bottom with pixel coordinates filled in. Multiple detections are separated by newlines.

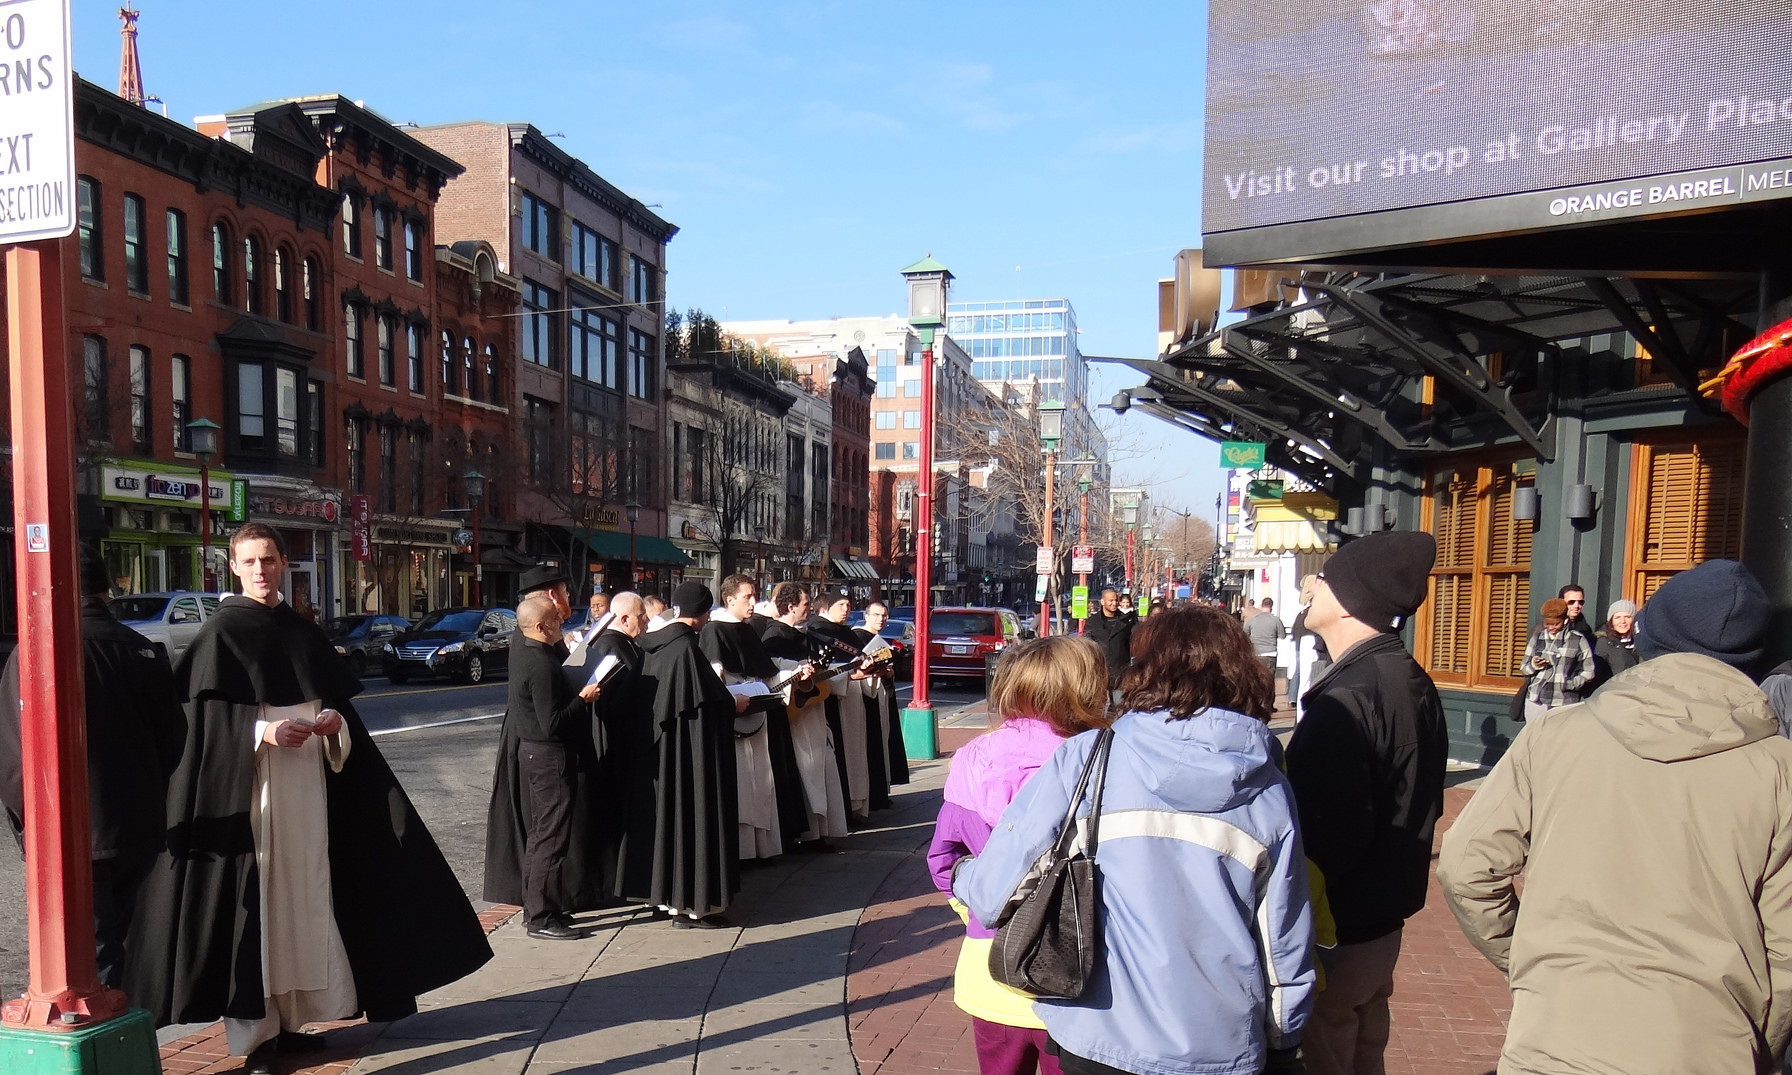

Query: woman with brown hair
left=929, top=635, right=1111, bottom=1074
left=953, top=606, right=1316, bottom=1075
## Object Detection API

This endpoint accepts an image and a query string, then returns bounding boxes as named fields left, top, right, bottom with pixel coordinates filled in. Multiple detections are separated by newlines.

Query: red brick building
left=0, top=80, right=525, bottom=624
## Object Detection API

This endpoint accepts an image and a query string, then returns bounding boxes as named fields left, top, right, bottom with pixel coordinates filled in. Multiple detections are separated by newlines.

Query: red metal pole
left=471, top=504, right=483, bottom=606
left=1, top=243, right=125, bottom=1029
left=1038, top=450, right=1054, bottom=637
left=1125, top=527, right=1135, bottom=598
left=913, top=343, right=936, bottom=708
left=1077, top=485, right=1089, bottom=635
left=199, top=458, right=213, bottom=591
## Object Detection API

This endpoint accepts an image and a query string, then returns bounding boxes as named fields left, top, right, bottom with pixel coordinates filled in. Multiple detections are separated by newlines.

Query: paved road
left=0, top=673, right=983, bottom=1006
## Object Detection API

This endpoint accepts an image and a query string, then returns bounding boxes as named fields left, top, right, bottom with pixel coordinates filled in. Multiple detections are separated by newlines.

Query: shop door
left=143, top=548, right=167, bottom=593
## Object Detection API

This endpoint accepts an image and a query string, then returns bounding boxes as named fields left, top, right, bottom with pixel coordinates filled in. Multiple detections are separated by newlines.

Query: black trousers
left=519, top=740, right=576, bottom=929
left=92, top=846, right=155, bottom=988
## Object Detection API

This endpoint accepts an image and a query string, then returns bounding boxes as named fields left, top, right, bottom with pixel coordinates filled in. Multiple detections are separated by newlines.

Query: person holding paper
left=762, top=582, right=847, bottom=846
left=589, top=593, right=657, bottom=902
left=701, top=574, right=810, bottom=860
left=483, top=596, right=602, bottom=941
left=855, top=602, right=910, bottom=798
left=808, top=590, right=874, bottom=821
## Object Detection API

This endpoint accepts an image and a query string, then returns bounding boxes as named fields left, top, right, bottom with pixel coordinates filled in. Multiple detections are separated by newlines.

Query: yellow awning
left=1246, top=492, right=1338, bottom=554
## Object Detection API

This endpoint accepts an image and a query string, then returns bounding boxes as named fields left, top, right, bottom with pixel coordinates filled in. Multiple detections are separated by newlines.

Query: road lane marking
left=369, top=712, right=503, bottom=737
left=362, top=682, right=507, bottom=699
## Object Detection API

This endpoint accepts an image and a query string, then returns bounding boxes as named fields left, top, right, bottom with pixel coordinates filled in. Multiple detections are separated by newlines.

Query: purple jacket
left=927, top=716, right=1066, bottom=938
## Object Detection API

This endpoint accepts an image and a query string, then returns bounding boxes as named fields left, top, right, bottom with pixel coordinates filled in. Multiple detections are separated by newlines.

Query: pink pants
left=972, top=1017, right=1063, bottom=1075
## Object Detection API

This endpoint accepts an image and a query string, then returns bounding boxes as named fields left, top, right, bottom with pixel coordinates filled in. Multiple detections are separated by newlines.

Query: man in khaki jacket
left=1439, top=559, right=1792, bottom=1074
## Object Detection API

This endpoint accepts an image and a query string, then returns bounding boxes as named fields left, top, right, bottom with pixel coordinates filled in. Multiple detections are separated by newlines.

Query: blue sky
left=74, top=0, right=1221, bottom=515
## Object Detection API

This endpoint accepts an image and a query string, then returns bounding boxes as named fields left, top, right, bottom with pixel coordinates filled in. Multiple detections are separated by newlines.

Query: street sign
left=1033, top=575, right=1048, bottom=602
left=1071, top=544, right=1095, bottom=573
left=1219, top=440, right=1267, bottom=469
left=1035, top=545, right=1054, bottom=574
left=0, top=0, right=77, bottom=245
left=1071, top=585, right=1089, bottom=619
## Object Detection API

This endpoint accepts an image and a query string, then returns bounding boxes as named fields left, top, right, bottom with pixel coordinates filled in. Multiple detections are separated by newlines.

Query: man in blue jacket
left=1285, top=531, right=1446, bottom=1075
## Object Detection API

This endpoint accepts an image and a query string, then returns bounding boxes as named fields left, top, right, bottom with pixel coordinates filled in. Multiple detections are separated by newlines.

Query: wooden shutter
left=1480, top=471, right=1533, bottom=687
left=1419, top=467, right=1478, bottom=683
left=1628, top=435, right=1745, bottom=600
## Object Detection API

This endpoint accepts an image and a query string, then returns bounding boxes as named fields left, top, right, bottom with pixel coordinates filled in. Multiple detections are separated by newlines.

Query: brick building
left=412, top=122, right=686, bottom=598
left=785, top=347, right=875, bottom=597
left=0, top=79, right=340, bottom=618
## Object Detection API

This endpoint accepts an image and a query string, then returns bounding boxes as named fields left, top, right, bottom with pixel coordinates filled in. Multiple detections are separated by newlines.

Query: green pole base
left=0, top=1009, right=160, bottom=1075
left=900, top=705, right=938, bottom=761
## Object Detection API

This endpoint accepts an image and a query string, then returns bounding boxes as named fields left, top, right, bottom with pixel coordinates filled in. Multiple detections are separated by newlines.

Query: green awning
left=585, top=530, right=691, bottom=567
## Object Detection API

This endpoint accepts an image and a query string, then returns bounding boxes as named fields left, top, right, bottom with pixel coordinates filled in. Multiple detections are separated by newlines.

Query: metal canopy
left=1111, top=271, right=1757, bottom=496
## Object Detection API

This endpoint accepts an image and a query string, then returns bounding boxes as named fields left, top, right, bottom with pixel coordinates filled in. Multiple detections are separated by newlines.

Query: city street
left=0, top=673, right=985, bottom=1005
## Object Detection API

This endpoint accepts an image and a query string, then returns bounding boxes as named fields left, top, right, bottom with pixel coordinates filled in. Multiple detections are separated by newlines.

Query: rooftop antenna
left=117, top=6, right=146, bottom=106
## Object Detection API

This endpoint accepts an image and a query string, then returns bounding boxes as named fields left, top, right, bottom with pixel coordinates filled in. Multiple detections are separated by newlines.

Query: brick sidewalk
left=846, top=741, right=1511, bottom=1074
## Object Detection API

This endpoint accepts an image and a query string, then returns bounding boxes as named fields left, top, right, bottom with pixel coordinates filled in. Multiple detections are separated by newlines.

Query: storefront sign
left=349, top=494, right=371, bottom=562
left=249, top=493, right=340, bottom=524
left=1220, top=441, right=1267, bottom=469
left=101, top=463, right=233, bottom=510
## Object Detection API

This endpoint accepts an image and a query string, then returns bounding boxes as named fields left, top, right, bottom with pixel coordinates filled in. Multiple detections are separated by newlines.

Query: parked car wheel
left=461, top=654, right=485, bottom=685
left=347, top=651, right=367, bottom=678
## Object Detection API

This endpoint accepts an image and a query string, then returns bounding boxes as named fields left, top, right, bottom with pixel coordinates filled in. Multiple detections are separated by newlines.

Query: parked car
left=926, top=606, right=1023, bottom=684
left=381, top=606, right=517, bottom=685
left=878, top=618, right=916, bottom=681
left=111, top=591, right=224, bottom=664
left=326, top=614, right=412, bottom=677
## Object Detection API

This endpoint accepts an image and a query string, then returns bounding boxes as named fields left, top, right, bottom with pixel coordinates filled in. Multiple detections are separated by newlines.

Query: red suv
left=927, top=606, right=1025, bottom=683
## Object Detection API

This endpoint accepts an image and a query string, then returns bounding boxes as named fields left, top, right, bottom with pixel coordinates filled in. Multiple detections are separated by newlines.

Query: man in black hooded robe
left=636, top=582, right=739, bottom=926
left=123, top=524, right=491, bottom=1073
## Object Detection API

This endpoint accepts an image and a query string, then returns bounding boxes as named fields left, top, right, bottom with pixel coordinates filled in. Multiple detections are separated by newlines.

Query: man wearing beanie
left=1439, top=559, right=1792, bottom=1074
left=1285, top=530, right=1446, bottom=1075
left=0, top=545, right=186, bottom=986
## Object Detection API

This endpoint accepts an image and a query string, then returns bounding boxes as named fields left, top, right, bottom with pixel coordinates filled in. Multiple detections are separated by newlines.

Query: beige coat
left=1438, top=653, right=1792, bottom=1075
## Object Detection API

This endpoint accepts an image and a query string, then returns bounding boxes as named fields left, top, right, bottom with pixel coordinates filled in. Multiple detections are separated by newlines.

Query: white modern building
left=947, top=298, right=1108, bottom=467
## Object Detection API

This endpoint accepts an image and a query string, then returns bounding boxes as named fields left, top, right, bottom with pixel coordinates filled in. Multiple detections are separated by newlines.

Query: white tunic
left=225, top=700, right=356, bottom=1056
left=825, top=667, right=871, bottom=817
left=716, top=667, right=782, bottom=860
left=771, top=658, right=848, bottom=841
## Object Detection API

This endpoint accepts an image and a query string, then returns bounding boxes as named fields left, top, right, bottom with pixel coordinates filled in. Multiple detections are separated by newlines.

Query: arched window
left=211, top=222, right=231, bottom=304
left=463, top=337, right=478, bottom=401
left=273, top=247, right=292, bottom=322
left=302, top=257, right=320, bottom=330
left=485, top=345, right=501, bottom=404
left=242, top=236, right=263, bottom=314
left=440, top=330, right=457, bottom=396
left=344, top=302, right=364, bottom=378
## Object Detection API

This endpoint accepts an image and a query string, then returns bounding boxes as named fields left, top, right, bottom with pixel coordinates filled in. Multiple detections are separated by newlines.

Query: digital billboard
left=1202, top=1, right=1792, bottom=265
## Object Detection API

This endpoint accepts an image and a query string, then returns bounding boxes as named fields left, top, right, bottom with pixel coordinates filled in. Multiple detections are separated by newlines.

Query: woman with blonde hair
left=928, top=635, right=1111, bottom=1075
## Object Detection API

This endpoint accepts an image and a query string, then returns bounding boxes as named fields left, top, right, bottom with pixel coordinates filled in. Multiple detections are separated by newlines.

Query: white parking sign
left=0, top=0, right=75, bottom=245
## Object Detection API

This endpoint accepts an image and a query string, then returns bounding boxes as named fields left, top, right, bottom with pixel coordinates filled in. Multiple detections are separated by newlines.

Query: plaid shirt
left=1520, top=625, right=1595, bottom=707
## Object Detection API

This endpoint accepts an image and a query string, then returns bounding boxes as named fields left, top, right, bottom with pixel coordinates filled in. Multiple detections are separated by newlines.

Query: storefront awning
left=585, top=530, right=692, bottom=567
left=831, top=558, right=879, bottom=580
left=1248, top=494, right=1338, bottom=555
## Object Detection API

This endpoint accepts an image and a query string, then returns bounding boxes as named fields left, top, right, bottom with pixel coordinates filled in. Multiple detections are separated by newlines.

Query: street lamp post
left=625, top=498, right=642, bottom=589
left=900, top=256, right=953, bottom=760
left=464, top=469, right=485, bottom=605
left=1163, top=546, right=1175, bottom=605
left=1076, top=466, right=1092, bottom=635
left=186, top=417, right=221, bottom=591
left=753, top=524, right=767, bottom=591
left=1036, top=400, right=1064, bottom=637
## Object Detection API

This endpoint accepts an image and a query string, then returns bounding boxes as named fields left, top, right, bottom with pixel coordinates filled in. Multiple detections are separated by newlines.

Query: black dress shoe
left=277, top=1030, right=328, bottom=1053
left=526, top=922, right=582, bottom=941
left=245, top=1041, right=276, bottom=1075
left=671, top=913, right=731, bottom=930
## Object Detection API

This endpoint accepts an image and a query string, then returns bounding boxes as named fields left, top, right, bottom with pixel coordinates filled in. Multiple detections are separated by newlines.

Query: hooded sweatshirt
left=1438, top=653, right=1792, bottom=1075
left=954, top=708, right=1315, bottom=1075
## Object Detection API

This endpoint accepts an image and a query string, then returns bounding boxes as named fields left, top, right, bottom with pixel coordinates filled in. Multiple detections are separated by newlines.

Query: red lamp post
left=186, top=417, right=221, bottom=591
left=464, top=469, right=485, bottom=605
left=900, top=256, right=952, bottom=760
left=1036, top=401, right=1064, bottom=636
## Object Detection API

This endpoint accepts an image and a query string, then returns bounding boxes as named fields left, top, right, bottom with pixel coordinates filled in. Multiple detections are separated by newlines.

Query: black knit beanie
left=1634, top=559, right=1770, bottom=673
left=1321, top=531, right=1438, bottom=632
left=671, top=581, right=714, bottom=619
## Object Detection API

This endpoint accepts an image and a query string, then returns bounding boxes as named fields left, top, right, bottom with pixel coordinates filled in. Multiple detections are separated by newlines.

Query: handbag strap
left=1055, top=727, right=1114, bottom=859
left=1081, top=728, right=1114, bottom=860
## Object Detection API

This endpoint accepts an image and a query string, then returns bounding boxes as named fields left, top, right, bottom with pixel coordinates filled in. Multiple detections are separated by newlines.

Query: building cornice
left=508, top=123, right=678, bottom=243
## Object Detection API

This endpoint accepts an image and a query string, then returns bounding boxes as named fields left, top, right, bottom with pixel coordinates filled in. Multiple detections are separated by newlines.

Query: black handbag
left=988, top=727, right=1113, bottom=999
